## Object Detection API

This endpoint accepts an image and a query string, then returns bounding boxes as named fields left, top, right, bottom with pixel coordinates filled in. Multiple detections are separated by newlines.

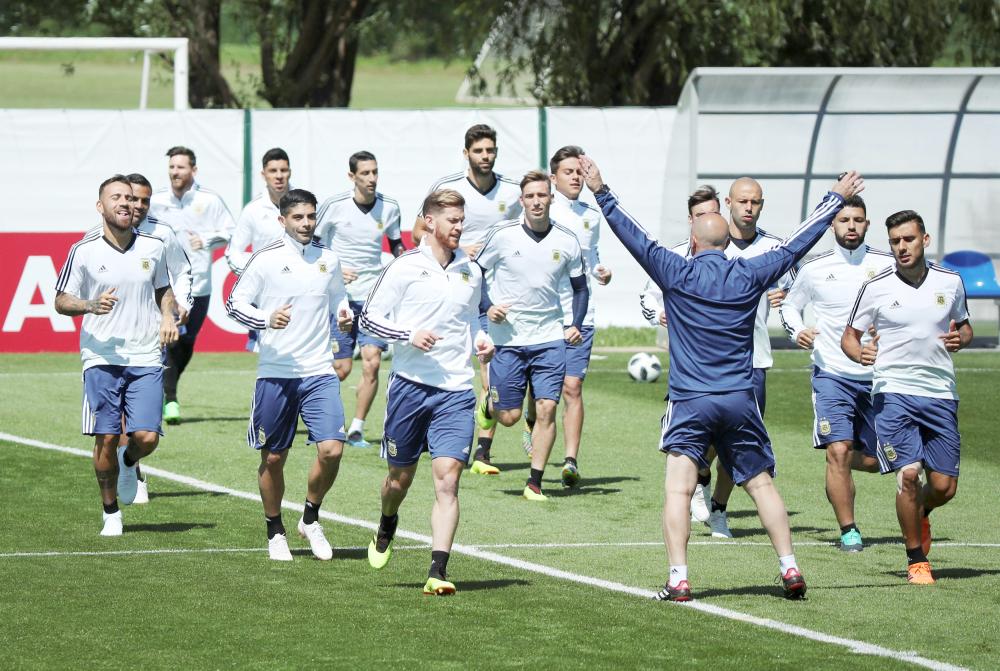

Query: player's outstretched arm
left=578, top=155, right=683, bottom=290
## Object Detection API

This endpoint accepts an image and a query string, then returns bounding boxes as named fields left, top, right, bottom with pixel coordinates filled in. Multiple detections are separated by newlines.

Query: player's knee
left=262, top=451, right=284, bottom=469
left=931, top=477, right=958, bottom=502
left=316, top=440, right=343, bottom=463
left=534, top=399, right=557, bottom=423
left=386, top=467, right=414, bottom=492
left=131, top=431, right=159, bottom=453
left=896, top=466, right=921, bottom=494
left=825, top=442, right=851, bottom=466
left=362, top=354, right=381, bottom=379
left=496, top=408, right=521, bottom=426
left=562, top=377, right=582, bottom=401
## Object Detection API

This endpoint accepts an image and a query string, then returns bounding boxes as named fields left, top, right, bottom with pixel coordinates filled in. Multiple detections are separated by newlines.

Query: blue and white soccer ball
left=627, top=352, right=662, bottom=383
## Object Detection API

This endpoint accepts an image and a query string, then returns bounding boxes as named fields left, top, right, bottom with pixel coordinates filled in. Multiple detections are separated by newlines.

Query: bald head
left=691, top=213, right=730, bottom=251
left=728, top=177, right=762, bottom=199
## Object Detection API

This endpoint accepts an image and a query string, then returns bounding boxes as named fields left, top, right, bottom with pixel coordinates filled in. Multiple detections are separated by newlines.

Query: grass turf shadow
left=122, top=522, right=216, bottom=533
left=391, top=578, right=530, bottom=591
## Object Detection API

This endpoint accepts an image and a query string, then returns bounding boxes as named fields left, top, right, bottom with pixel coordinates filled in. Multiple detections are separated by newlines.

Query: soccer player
left=226, top=189, right=353, bottom=561
left=225, top=147, right=292, bottom=275
left=122, top=172, right=194, bottom=503
left=360, top=189, right=494, bottom=596
left=315, top=150, right=405, bottom=448
left=779, top=195, right=889, bottom=551
left=55, top=175, right=179, bottom=536
left=474, top=171, right=588, bottom=500
left=517, top=146, right=611, bottom=488
left=842, top=209, right=971, bottom=585
left=412, top=124, right=522, bottom=473
left=582, top=155, right=863, bottom=600
left=150, top=146, right=236, bottom=424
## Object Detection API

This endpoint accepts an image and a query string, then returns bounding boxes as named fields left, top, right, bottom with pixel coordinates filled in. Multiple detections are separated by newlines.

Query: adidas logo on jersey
left=513, top=250, right=522, bottom=257
left=889, top=300, right=902, bottom=309
left=419, top=270, right=431, bottom=278
left=825, top=273, right=836, bottom=281
left=281, top=266, right=291, bottom=274
left=98, top=265, right=108, bottom=273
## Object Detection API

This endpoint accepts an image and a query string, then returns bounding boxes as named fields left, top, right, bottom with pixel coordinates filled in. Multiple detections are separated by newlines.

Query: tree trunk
left=163, top=0, right=239, bottom=108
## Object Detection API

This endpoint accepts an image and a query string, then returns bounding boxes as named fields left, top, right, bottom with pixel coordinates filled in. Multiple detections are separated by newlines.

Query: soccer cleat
left=522, top=483, right=547, bottom=501
left=346, top=431, right=371, bottom=449
left=132, top=478, right=149, bottom=505
left=163, top=401, right=181, bottom=425
left=690, top=484, right=711, bottom=523
left=100, top=511, right=123, bottom=537
left=920, top=516, right=932, bottom=556
left=116, top=445, right=139, bottom=505
left=839, top=528, right=864, bottom=552
left=560, top=461, right=580, bottom=488
left=907, top=561, right=935, bottom=585
left=470, top=459, right=500, bottom=475
left=780, top=568, right=807, bottom=599
left=367, top=534, right=394, bottom=569
left=708, top=510, right=733, bottom=538
left=297, top=518, right=333, bottom=560
left=521, top=428, right=533, bottom=455
left=423, top=577, right=457, bottom=596
left=475, top=394, right=497, bottom=431
left=268, top=533, right=293, bottom=561
left=654, top=580, right=692, bottom=602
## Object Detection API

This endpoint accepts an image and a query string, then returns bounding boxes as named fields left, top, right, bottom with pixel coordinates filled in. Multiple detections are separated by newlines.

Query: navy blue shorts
left=873, top=393, right=960, bottom=477
left=752, top=367, right=767, bottom=416
left=82, top=365, right=163, bottom=436
left=382, top=374, right=476, bottom=467
left=331, top=299, right=387, bottom=360
left=661, top=390, right=775, bottom=486
left=564, top=326, right=595, bottom=380
left=248, top=374, right=346, bottom=452
left=811, top=367, right=877, bottom=456
left=489, top=341, right=566, bottom=410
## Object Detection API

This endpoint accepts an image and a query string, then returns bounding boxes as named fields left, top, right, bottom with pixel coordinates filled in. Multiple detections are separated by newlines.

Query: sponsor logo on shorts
left=319, top=261, right=328, bottom=273
left=258, top=427, right=266, bottom=446
left=935, top=292, right=946, bottom=306
left=386, top=438, right=397, bottom=457
left=141, top=258, right=151, bottom=272
left=552, top=250, right=561, bottom=262
left=818, top=418, right=831, bottom=436
left=462, top=446, right=470, bottom=455
left=882, top=443, right=897, bottom=461
left=489, top=386, right=499, bottom=402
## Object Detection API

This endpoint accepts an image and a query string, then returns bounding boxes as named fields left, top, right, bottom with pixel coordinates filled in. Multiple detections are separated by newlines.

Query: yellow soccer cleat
left=470, top=459, right=500, bottom=475
left=367, top=534, right=393, bottom=569
left=522, top=483, right=547, bottom=501
left=423, top=577, right=456, bottom=596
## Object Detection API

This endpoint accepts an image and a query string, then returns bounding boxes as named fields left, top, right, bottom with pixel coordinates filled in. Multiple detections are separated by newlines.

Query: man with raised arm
left=580, top=155, right=863, bottom=600
left=360, top=189, right=494, bottom=596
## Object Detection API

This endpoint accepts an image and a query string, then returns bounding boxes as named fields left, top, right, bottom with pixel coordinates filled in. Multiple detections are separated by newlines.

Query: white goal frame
left=0, top=37, right=189, bottom=110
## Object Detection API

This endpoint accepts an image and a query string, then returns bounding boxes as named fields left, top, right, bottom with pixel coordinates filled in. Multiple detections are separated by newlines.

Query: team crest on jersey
left=866, top=268, right=877, bottom=279
left=386, top=438, right=397, bottom=457
left=319, top=261, right=328, bottom=274
left=194, top=203, right=205, bottom=215
left=258, top=427, right=266, bottom=446
left=935, top=292, right=946, bottom=306
left=583, top=219, right=591, bottom=230
left=818, top=418, right=831, bottom=436
left=552, top=250, right=561, bottom=262
left=498, top=202, right=506, bottom=213
left=141, top=258, right=151, bottom=272
left=882, top=443, right=897, bottom=461
left=461, top=270, right=470, bottom=283
left=376, top=219, right=384, bottom=230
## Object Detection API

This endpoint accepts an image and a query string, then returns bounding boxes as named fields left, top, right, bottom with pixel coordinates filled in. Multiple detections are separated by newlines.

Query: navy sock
left=528, top=468, right=544, bottom=488
left=429, top=550, right=450, bottom=579
left=303, top=499, right=320, bottom=525
left=697, top=471, right=711, bottom=487
left=103, top=501, right=119, bottom=515
left=711, top=499, right=727, bottom=513
left=564, top=456, right=577, bottom=467
left=265, top=514, right=285, bottom=540
left=840, top=523, right=859, bottom=535
left=123, top=450, right=136, bottom=468
left=906, top=546, right=927, bottom=565
left=376, top=513, right=398, bottom=552
left=475, top=437, right=493, bottom=461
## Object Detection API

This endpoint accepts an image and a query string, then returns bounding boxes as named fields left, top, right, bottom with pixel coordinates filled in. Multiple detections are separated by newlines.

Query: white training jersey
left=150, top=183, right=235, bottom=297
left=421, top=172, right=522, bottom=248
left=725, top=228, right=796, bottom=370
left=780, top=244, right=894, bottom=380
left=225, top=192, right=284, bottom=275
left=56, top=229, right=170, bottom=371
left=360, top=246, right=488, bottom=391
left=226, top=235, right=350, bottom=379
left=848, top=263, right=969, bottom=399
left=138, top=215, right=194, bottom=313
left=315, top=191, right=401, bottom=303
left=551, top=190, right=603, bottom=327
left=639, top=278, right=664, bottom=326
left=476, top=216, right=585, bottom=347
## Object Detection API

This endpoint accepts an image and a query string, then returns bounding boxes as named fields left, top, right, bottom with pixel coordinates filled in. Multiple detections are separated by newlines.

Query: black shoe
left=654, top=580, right=692, bottom=602
left=780, top=568, right=807, bottom=599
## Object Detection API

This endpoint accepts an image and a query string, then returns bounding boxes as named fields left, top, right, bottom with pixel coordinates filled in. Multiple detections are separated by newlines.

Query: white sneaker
left=708, top=510, right=733, bottom=538
left=116, top=446, right=139, bottom=505
left=132, top=479, right=149, bottom=505
left=100, top=511, right=123, bottom=537
left=690, top=483, right=711, bottom=523
left=268, top=533, right=293, bottom=561
left=298, top=517, right=333, bottom=560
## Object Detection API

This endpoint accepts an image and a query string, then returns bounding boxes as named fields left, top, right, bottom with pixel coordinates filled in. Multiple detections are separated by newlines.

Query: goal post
left=0, top=36, right=189, bottom=110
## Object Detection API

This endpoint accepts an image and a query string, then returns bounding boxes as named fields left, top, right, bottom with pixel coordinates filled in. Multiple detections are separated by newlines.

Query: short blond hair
left=422, top=188, right=466, bottom=217
left=520, top=170, right=550, bottom=192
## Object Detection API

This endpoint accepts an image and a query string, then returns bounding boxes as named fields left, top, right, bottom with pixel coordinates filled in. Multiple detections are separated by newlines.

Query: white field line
left=0, top=431, right=969, bottom=671
left=466, top=541, right=1000, bottom=550
left=0, top=544, right=432, bottom=559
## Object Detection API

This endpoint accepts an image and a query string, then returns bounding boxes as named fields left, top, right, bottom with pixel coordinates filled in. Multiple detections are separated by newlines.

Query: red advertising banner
left=0, top=231, right=412, bottom=353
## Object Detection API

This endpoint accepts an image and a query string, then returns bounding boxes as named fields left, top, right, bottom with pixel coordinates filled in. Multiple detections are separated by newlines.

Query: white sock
left=778, top=554, right=798, bottom=573
left=668, top=565, right=688, bottom=587
left=349, top=418, right=365, bottom=435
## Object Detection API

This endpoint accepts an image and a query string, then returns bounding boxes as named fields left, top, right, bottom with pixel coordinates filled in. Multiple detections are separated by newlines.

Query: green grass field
left=1, top=349, right=998, bottom=669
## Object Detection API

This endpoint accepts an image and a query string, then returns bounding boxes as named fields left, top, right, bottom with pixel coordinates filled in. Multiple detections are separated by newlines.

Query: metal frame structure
left=0, top=37, right=189, bottom=110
